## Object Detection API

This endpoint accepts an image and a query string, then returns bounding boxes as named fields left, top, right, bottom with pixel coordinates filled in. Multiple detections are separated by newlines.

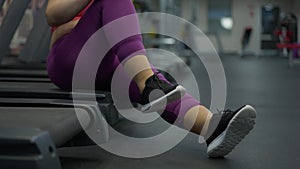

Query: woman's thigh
left=47, top=0, right=118, bottom=91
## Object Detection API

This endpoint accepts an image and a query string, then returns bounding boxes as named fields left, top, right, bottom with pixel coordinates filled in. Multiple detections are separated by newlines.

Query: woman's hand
left=46, top=0, right=91, bottom=26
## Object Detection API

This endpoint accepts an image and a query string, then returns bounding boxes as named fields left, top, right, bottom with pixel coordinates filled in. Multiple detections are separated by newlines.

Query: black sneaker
left=206, top=105, right=256, bottom=158
left=140, top=73, right=185, bottom=112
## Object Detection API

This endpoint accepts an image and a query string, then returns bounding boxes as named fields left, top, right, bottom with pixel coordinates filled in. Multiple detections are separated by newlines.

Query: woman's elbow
left=46, top=8, right=59, bottom=26
left=46, top=7, right=66, bottom=26
left=46, top=14, right=57, bottom=27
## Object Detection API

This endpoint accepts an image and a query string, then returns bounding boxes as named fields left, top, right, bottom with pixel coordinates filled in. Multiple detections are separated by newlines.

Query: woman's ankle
left=133, top=69, right=154, bottom=93
left=183, top=105, right=213, bottom=135
left=123, top=55, right=154, bottom=93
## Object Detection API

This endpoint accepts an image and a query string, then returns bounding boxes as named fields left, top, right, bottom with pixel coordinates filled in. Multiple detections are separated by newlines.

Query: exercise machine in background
left=275, top=13, right=298, bottom=58
left=275, top=13, right=300, bottom=66
left=240, top=27, right=254, bottom=57
left=0, top=0, right=49, bottom=80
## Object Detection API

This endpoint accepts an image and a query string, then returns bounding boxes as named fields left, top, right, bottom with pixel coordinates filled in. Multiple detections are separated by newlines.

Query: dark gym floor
left=58, top=55, right=300, bottom=169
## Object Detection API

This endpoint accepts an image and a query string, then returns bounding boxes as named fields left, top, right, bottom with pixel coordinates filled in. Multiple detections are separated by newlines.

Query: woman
left=46, top=0, right=256, bottom=158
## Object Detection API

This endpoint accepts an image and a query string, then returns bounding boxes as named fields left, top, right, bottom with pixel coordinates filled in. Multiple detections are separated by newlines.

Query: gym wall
left=180, top=0, right=294, bottom=55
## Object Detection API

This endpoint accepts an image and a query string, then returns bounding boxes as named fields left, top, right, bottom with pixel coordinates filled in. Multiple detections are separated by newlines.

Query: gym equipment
left=0, top=1, right=50, bottom=81
left=0, top=86, right=118, bottom=169
left=0, top=80, right=118, bottom=124
left=276, top=43, right=300, bottom=67
left=0, top=69, right=48, bottom=78
left=0, top=127, right=61, bottom=169
left=275, top=13, right=298, bottom=58
left=18, top=0, right=51, bottom=64
left=0, top=0, right=49, bottom=78
left=279, top=13, right=298, bottom=43
left=0, top=0, right=4, bottom=8
left=0, top=101, right=109, bottom=169
left=0, top=49, right=118, bottom=169
left=0, top=99, right=110, bottom=145
left=241, top=27, right=255, bottom=57
left=0, top=77, right=50, bottom=83
left=0, top=0, right=32, bottom=61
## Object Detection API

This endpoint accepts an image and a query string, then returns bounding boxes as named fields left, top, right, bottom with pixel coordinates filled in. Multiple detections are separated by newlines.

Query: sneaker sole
left=207, top=105, right=257, bottom=158
left=140, top=85, right=186, bottom=112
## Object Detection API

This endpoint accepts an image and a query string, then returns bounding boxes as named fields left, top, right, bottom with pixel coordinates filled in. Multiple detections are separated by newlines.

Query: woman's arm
left=46, top=0, right=92, bottom=26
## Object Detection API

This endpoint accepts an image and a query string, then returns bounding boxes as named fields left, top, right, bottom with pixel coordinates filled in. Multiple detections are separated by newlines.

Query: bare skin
left=49, top=20, right=78, bottom=47
left=46, top=0, right=92, bottom=47
left=46, top=0, right=212, bottom=136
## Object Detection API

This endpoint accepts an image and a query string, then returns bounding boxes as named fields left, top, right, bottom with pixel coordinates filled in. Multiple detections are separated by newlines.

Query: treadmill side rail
left=0, top=128, right=62, bottom=169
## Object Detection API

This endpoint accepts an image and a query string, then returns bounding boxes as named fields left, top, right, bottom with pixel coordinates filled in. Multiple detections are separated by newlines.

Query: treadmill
left=0, top=81, right=119, bottom=169
left=0, top=99, right=109, bottom=169
left=0, top=0, right=50, bottom=80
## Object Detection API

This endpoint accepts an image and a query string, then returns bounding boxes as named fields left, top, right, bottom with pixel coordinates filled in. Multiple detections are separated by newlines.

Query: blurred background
left=1, top=0, right=300, bottom=58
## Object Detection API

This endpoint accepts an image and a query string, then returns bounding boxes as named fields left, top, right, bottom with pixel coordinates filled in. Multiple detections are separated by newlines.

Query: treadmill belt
left=0, top=69, right=48, bottom=78
left=0, top=81, right=109, bottom=101
left=0, top=81, right=55, bottom=89
left=0, top=77, right=51, bottom=83
left=0, top=63, right=46, bottom=70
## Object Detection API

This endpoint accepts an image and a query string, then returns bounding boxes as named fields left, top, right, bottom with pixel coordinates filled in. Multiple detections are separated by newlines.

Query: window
left=208, top=0, right=232, bottom=34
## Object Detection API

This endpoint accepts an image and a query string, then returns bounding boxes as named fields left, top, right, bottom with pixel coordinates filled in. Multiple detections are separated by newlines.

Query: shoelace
left=216, top=108, right=233, bottom=116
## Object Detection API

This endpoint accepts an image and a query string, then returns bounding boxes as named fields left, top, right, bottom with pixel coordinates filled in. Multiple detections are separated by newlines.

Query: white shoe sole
left=207, top=105, right=257, bottom=158
left=140, top=85, right=186, bottom=112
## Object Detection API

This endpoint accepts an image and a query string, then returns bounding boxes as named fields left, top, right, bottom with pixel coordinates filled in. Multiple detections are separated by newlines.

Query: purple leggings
left=47, top=0, right=199, bottom=125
